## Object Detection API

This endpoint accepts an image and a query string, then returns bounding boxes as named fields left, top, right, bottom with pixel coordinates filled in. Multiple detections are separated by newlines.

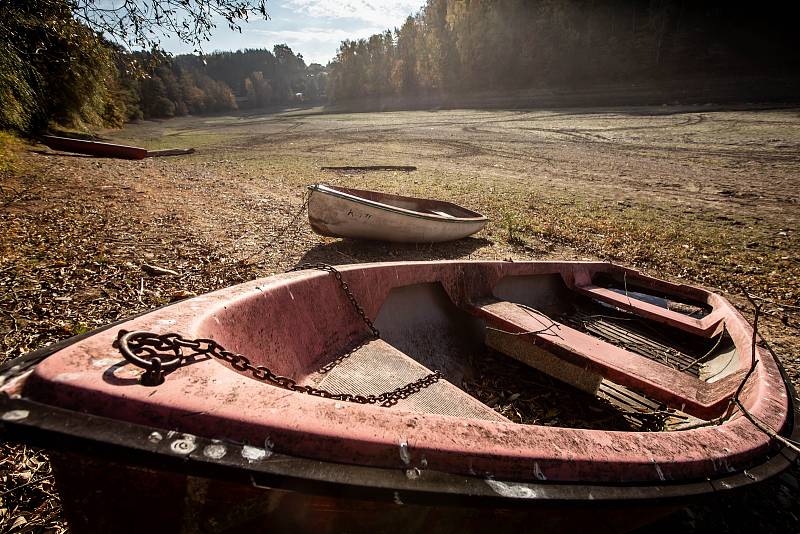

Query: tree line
left=3, top=0, right=798, bottom=134
left=327, top=0, right=799, bottom=101
left=122, top=48, right=326, bottom=122
left=0, top=2, right=324, bottom=133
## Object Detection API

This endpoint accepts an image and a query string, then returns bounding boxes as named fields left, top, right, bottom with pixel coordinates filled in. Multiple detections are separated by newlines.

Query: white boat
left=307, top=183, right=488, bottom=243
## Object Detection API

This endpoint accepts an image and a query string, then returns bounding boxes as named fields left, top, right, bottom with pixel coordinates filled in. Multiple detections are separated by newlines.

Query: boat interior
left=316, top=184, right=486, bottom=219
left=203, top=265, right=742, bottom=433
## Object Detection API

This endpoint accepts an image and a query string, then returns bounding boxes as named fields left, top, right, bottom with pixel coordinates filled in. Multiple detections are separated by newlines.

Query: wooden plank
left=146, top=148, right=195, bottom=157
left=468, top=299, right=735, bottom=419
left=320, top=165, right=416, bottom=171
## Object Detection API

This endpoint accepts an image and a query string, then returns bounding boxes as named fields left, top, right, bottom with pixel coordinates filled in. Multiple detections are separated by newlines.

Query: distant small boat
left=41, top=135, right=148, bottom=160
left=307, top=183, right=488, bottom=242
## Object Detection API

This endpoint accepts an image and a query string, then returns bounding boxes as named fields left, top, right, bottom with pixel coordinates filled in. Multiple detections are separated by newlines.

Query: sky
left=161, top=0, right=427, bottom=65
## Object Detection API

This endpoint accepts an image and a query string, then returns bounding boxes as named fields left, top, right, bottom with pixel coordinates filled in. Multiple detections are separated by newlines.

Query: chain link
left=241, top=189, right=313, bottom=266
left=116, top=263, right=441, bottom=405
left=288, top=263, right=380, bottom=337
left=117, top=330, right=441, bottom=407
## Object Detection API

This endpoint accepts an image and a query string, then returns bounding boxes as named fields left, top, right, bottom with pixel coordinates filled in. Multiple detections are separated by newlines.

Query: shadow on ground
left=295, top=237, right=493, bottom=267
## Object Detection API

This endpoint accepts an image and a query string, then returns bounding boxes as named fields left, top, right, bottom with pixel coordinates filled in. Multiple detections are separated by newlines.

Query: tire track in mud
left=299, top=136, right=485, bottom=160
left=516, top=126, right=610, bottom=142
left=416, top=137, right=557, bottom=163
left=484, top=120, right=800, bottom=164
left=227, top=110, right=712, bottom=152
left=463, top=114, right=706, bottom=144
left=452, top=117, right=796, bottom=211
left=161, top=109, right=798, bottom=210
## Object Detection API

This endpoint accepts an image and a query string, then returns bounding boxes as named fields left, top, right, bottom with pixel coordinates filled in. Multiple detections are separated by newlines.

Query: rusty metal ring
left=118, top=331, right=183, bottom=372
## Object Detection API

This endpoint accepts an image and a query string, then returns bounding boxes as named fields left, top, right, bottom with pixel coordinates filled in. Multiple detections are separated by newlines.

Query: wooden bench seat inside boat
left=574, top=284, right=725, bottom=336
left=311, top=338, right=509, bottom=422
left=469, top=299, right=747, bottom=419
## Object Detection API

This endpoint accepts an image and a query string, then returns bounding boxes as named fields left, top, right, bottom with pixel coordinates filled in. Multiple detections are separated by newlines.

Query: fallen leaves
left=141, top=263, right=179, bottom=277
left=462, top=349, right=638, bottom=431
left=0, top=443, right=64, bottom=533
left=0, top=148, right=263, bottom=532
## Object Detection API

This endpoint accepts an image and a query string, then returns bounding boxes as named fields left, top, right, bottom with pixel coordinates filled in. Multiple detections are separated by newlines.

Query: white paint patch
left=2, top=410, right=29, bottom=422
left=653, top=462, right=666, bottom=481
left=241, top=445, right=271, bottom=462
left=155, top=319, right=177, bottom=327
left=203, top=443, right=227, bottom=460
left=485, top=479, right=539, bottom=499
left=148, top=431, right=163, bottom=444
left=405, top=468, right=421, bottom=480
left=334, top=402, right=344, bottom=409
left=53, top=372, right=82, bottom=382
left=712, top=457, right=735, bottom=473
left=170, top=434, right=198, bottom=455
left=92, top=358, right=123, bottom=368
left=533, top=462, right=547, bottom=481
left=398, top=439, right=411, bottom=466
left=288, top=289, right=295, bottom=300
left=116, top=367, right=142, bottom=378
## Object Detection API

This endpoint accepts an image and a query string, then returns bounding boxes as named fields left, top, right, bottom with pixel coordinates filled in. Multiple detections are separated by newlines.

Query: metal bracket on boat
left=116, top=330, right=184, bottom=386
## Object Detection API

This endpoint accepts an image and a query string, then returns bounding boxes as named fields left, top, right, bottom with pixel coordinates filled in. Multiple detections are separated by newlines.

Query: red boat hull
left=41, top=135, right=148, bottom=160
left=51, top=452, right=679, bottom=534
left=0, top=261, right=796, bottom=532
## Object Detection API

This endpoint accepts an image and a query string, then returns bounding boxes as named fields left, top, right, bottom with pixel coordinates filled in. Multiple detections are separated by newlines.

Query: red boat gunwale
left=41, top=135, right=148, bottom=160
left=9, top=261, right=793, bottom=486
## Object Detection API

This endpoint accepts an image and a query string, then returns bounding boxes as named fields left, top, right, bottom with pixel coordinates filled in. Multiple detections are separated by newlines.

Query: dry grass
left=1, top=104, right=799, bottom=531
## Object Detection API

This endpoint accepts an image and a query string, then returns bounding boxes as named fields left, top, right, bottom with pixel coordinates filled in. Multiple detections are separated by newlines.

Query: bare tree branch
left=69, top=0, right=269, bottom=53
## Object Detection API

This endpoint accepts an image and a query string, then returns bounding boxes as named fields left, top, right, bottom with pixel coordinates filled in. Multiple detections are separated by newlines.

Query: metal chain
left=316, top=338, right=369, bottom=374
left=116, top=263, right=441, bottom=406
left=117, top=330, right=441, bottom=407
left=241, top=189, right=313, bottom=266
left=288, top=263, right=380, bottom=338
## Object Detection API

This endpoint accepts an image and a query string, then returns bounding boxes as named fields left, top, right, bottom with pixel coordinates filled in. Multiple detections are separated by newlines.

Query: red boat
left=0, top=261, right=796, bottom=532
left=41, top=135, right=148, bottom=160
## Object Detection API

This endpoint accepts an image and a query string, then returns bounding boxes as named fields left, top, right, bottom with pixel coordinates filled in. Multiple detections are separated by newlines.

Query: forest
left=125, top=48, right=326, bottom=121
left=0, top=2, right=324, bottom=133
left=2, top=1, right=799, bottom=134
left=327, top=0, right=800, bottom=101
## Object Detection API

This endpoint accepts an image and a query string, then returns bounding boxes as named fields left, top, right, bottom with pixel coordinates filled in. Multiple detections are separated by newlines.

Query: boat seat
left=428, top=210, right=455, bottom=218
left=466, top=299, right=745, bottom=419
left=574, top=284, right=725, bottom=336
left=312, top=338, right=509, bottom=422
